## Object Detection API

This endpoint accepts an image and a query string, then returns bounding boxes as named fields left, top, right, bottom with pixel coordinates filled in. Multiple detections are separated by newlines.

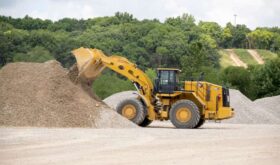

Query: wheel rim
left=176, top=107, right=191, bottom=122
left=122, top=104, right=136, bottom=120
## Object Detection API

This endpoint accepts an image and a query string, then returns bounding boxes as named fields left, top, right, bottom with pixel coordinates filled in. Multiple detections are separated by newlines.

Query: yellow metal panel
left=160, top=111, right=168, bottom=119
left=157, top=92, right=182, bottom=97
left=161, top=99, right=170, bottom=105
left=217, top=107, right=234, bottom=119
left=184, top=81, right=233, bottom=120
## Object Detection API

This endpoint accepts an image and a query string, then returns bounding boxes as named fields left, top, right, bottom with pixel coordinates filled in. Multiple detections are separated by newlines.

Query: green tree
left=180, top=43, right=208, bottom=79
left=252, top=58, right=280, bottom=98
left=221, top=27, right=233, bottom=48
left=48, top=18, right=86, bottom=32
left=221, top=66, right=255, bottom=98
left=86, top=12, right=136, bottom=28
left=122, top=42, right=148, bottom=66
left=272, top=33, right=280, bottom=54
left=0, top=15, right=52, bottom=30
left=165, top=13, right=195, bottom=31
left=115, top=12, right=135, bottom=23
left=199, top=34, right=217, bottom=49
left=0, top=28, right=30, bottom=62
left=92, top=72, right=134, bottom=99
left=160, top=30, right=189, bottom=67
left=247, top=29, right=274, bottom=49
left=198, top=21, right=222, bottom=46
left=145, top=68, right=156, bottom=82
left=13, top=46, right=54, bottom=62
left=221, top=23, right=250, bottom=48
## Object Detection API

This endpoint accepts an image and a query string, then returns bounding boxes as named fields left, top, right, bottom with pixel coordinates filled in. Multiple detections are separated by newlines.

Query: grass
left=234, top=49, right=258, bottom=66
left=219, top=50, right=234, bottom=68
left=219, top=49, right=278, bottom=70
left=256, top=49, right=278, bottom=61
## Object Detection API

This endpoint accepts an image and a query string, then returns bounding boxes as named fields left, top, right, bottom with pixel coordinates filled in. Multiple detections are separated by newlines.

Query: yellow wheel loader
left=72, top=47, right=234, bottom=128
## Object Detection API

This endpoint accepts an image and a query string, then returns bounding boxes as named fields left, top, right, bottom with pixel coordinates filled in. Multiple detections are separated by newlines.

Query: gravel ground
left=0, top=123, right=279, bottom=165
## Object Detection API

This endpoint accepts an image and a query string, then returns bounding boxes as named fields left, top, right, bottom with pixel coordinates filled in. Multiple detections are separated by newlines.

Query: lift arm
left=72, top=47, right=156, bottom=119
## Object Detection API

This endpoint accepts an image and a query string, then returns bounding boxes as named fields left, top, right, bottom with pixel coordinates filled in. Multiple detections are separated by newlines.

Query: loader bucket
left=72, top=47, right=106, bottom=80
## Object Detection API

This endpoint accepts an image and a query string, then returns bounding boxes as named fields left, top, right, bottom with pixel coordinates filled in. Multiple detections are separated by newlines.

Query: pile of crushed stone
left=0, top=61, right=136, bottom=128
left=253, top=95, right=280, bottom=119
left=225, top=89, right=280, bottom=124
left=104, top=91, right=137, bottom=109
left=104, top=90, right=280, bottom=124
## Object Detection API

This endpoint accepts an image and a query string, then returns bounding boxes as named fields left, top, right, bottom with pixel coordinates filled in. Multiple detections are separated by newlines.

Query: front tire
left=116, top=98, right=146, bottom=125
left=169, top=100, right=200, bottom=129
left=139, top=117, right=153, bottom=127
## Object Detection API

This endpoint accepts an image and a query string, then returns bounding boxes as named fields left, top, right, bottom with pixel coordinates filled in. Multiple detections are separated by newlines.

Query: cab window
left=160, top=71, right=169, bottom=85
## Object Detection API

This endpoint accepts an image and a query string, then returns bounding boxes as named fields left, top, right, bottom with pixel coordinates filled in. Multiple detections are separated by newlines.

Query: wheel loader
left=72, top=47, right=234, bottom=128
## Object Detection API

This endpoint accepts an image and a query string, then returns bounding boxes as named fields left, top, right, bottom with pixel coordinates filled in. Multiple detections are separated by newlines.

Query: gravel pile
left=0, top=61, right=136, bottom=128
left=225, top=89, right=280, bottom=124
left=253, top=95, right=280, bottom=119
left=103, top=91, right=136, bottom=109
left=104, top=90, right=280, bottom=124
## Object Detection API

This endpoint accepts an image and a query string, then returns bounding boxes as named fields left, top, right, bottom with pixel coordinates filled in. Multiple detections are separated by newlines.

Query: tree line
left=0, top=12, right=279, bottom=99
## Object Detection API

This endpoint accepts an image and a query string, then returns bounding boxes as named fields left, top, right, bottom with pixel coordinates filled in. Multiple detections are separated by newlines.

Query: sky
left=0, top=0, right=279, bottom=29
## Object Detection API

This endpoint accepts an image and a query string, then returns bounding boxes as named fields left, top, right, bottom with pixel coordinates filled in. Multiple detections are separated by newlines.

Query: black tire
left=194, top=119, right=205, bottom=128
left=116, top=98, right=145, bottom=125
left=169, top=100, right=201, bottom=129
left=139, top=117, right=153, bottom=127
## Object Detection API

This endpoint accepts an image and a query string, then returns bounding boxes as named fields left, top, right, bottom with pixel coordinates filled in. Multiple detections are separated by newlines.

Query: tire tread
left=169, top=100, right=200, bottom=129
left=116, top=98, right=145, bottom=125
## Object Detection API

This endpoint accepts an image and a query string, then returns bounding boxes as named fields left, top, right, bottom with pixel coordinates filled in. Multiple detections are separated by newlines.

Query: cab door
left=155, top=70, right=177, bottom=94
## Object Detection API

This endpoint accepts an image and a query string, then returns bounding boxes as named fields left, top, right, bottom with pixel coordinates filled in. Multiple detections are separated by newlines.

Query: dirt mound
left=104, top=90, right=280, bottom=124
left=0, top=61, right=136, bottom=128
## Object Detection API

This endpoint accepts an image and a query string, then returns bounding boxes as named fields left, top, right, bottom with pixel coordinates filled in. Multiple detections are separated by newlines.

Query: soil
left=247, top=49, right=264, bottom=64
left=227, top=49, right=248, bottom=68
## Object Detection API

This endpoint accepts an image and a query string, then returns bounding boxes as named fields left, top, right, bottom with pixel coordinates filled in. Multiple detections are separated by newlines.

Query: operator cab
left=154, top=68, right=181, bottom=94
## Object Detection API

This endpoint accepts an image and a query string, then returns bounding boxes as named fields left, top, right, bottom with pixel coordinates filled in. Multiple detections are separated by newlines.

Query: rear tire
left=139, top=117, right=153, bottom=127
left=169, top=100, right=200, bottom=129
left=116, top=98, right=145, bottom=125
